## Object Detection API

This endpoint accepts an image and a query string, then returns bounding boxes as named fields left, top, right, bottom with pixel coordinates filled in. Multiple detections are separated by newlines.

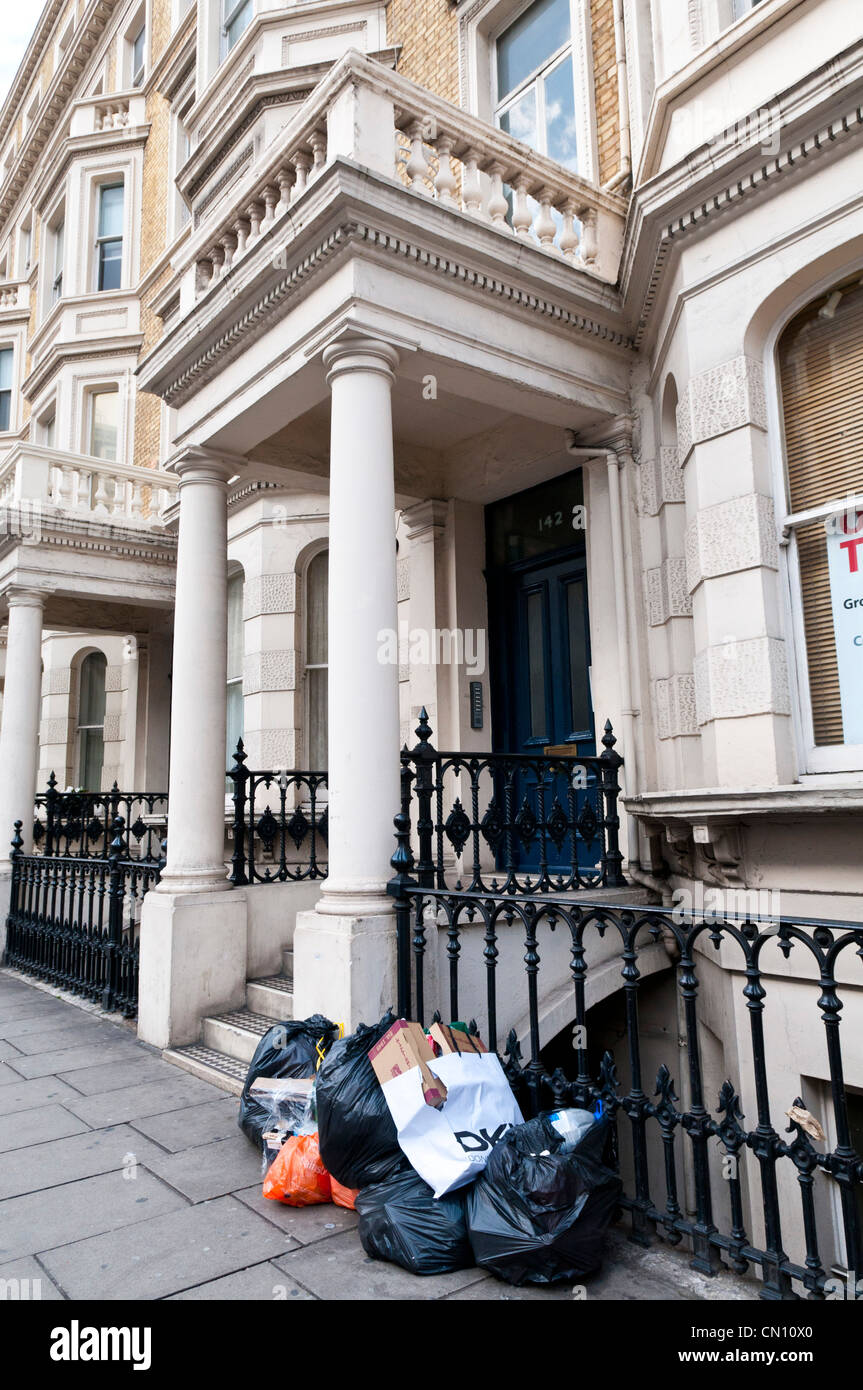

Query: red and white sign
left=825, top=505, right=863, bottom=744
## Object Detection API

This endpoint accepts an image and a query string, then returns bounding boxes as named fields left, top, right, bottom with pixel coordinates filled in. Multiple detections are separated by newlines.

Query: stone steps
left=164, top=961, right=295, bottom=1095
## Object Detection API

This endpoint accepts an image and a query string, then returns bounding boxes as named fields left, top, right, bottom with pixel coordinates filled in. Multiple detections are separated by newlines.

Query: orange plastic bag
left=331, top=1179, right=360, bottom=1211
left=263, top=1133, right=332, bottom=1206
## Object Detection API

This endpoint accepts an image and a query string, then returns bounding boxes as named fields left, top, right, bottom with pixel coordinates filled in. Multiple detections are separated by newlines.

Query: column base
left=292, top=906, right=397, bottom=1032
left=155, top=868, right=232, bottom=894
left=137, top=887, right=247, bottom=1050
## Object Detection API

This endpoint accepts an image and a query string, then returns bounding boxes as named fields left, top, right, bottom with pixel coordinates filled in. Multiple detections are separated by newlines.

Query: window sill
left=625, top=783, right=863, bottom=825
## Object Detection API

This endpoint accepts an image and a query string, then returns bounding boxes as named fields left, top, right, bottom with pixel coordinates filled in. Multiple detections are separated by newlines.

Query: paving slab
left=7, top=1022, right=133, bottom=1054
left=0, top=1004, right=84, bottom=1036
left=167, top=1260, right=316, bottom=1301
left=57, top=1057, right=177, bottom=1096
left=63, top=1074, right=228, bottom=1128
left=0, top=1167, right=188, bottom=1261
left=274, top=1229, right=485, bottom=1299
left=39, top=1195, right=301, bottom=1300
left=0, top=1075, right=83, bottom=1117
left=0, top=1255, right=66, bottom=1301
left=0, top=1124, right=168, bottom=1200
left=0, top=1040, right=22, bottom=1061
left=129, top=1096, right=241, bottom=1152
left=7, top=1040, right=144, bottom=1080
left=234, top=1184, right=360, bottom=1243
left=144, top=1134, right=265, bottom=1203
left=0, top=1103, right=90, bottom=1154
left=0, top=1062, right=24, bottom=1085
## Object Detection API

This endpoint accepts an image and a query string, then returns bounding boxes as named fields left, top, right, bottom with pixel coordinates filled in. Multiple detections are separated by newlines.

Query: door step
left=162, top=972, right=294, bottom=1095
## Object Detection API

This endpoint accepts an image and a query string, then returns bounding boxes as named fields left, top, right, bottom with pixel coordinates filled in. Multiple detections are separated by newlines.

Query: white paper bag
left=380, top=1050, right=524, bottom=1198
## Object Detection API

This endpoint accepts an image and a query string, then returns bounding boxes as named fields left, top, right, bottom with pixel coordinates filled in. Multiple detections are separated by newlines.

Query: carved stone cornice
left=139, top=169, right=634, bottom=409
left=0, top=0, right=122, bottom=227
left=622, top=36, right=863, bottom=347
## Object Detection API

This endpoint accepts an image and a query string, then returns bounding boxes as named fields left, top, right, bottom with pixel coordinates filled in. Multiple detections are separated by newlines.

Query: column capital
left=4, top=587, right=45, bottom=612
left=322, top=334, right=400, bottom=386
left=167, top=446, right=247, bottom=486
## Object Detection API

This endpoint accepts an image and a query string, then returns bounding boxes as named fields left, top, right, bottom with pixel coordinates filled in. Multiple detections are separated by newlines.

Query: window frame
left=221, top=0, right=253, bottom=59
left=461, top=0, right=597, bottom=185
left=130, top=21, right=147, bottom=87
left=765, top=263, right=863, bottom=777
left=0, top=346, right=13, bottom=433
left=304, top=545, right=329, bottom=773
left=50, top=214, right=65, bottom=307
left=86, top=385, right=121, bottom=462
left=226, top=568, right=245, bottom=789
left=76, top=650, right=108, bottom=792
left=95, top=181, right=125, bottom=292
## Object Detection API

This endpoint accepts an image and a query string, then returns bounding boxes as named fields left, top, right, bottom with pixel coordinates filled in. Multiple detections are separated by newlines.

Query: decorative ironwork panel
left=227, top=742, right=328, bottom=885
left=387, top=819, right=863, bottom=1301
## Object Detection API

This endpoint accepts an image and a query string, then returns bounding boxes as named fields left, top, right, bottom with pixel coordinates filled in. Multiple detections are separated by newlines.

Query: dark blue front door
left=486, top=469, right=599, bottom=879
left=511, top=553, right=595, bottom=759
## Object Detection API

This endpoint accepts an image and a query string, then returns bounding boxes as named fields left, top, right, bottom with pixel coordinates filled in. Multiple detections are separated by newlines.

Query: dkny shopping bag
left=380, top=1050, right=524, bottom=1198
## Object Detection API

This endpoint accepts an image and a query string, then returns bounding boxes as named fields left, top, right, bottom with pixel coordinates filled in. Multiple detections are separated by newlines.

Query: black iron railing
left=399, top=709, right=625, bottom=894
left=5, top=814, right=160, bottom=1016
left=227, top=741, right=328, bottom=885
left=387, top=814, right=863, bottom=1300
left=33, top=775, right=168, bottom=862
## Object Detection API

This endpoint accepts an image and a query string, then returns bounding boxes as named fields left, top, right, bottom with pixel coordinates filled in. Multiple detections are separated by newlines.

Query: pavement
left=0, top=968, right=759, bottom=1302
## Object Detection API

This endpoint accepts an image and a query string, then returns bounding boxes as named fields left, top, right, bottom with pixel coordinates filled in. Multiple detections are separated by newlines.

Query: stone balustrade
left=189, top=50, right=626, bottom=299
left=0, top=445, right=177, bottom=527
left=0, top=281, right=28, bottom=312
left=69, top=91, right=145, bottom=138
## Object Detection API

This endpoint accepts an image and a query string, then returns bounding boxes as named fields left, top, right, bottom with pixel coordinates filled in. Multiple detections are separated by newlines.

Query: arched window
left=77, top=652, right=107, bottom=790
left=306, top=550, right=328, bottom=769
left=226, top=571, right=244, bottom=778
left=778, top=276, right=863, bottom=756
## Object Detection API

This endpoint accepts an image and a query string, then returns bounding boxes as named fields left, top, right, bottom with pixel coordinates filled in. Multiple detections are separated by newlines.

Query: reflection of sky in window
left=499, top=88, right=537, bottom=147
left=545, top=62, right=578, bottom=172
left=497, top=0, right=571, bottom=101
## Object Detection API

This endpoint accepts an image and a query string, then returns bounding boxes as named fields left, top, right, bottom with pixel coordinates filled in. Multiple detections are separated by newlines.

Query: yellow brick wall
left=387, top=0, right=460, bottom=104
left=134, top=0, right=174, bottom=469
left=591, top=0, right=620, bottom=185
left=388, top=0, right=621, bottom=182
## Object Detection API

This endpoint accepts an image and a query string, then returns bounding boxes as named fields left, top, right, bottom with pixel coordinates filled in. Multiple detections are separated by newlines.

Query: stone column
left=0, top=589, right=44, bottom=959
left=138, top=450, right=247, bottom=1050
left=0, top=590, right=44, bottom=861
left=293, top=336, right=402, bottom=1029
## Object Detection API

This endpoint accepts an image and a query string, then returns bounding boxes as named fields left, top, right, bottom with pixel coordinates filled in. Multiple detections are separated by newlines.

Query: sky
left=0, top=7, right=44, bottom=112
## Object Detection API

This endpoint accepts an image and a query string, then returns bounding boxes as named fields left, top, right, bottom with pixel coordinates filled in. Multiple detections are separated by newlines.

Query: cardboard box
left=249, top=1076, right=314, bottom=1099
left=428, top=1022, right=487, bottom=1056
left=368, top=1019, right=447, bottom=1107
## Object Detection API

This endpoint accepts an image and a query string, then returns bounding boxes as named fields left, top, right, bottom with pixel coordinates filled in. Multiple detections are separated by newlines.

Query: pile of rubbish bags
left=238, top=1010, right=621, bottom=1285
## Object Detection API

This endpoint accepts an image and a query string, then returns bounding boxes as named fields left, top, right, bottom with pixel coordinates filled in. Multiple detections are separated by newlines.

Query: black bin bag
left=316, top=1012, right=409, bottom=1189
left=238, top=1014, right=338, bottom=1147
left=466, top=1112, right=621, bottom=1285
left=357, top=1169, right=474, bottom=1276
